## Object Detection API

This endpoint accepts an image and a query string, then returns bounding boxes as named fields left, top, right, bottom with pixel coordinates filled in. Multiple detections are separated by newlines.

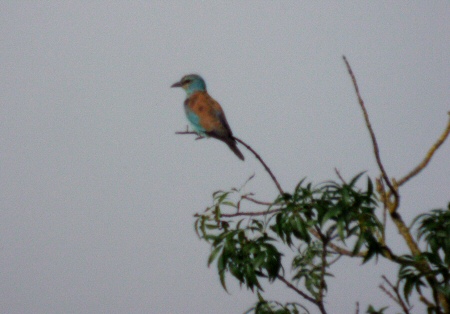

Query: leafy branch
left=178, top=56, right=450, bottom=314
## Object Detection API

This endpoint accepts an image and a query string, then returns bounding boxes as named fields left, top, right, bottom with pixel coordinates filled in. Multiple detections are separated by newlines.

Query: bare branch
left=397, top=112, right=450, bottom=187
left=176, top=130, right=198, bottom=136
left=418, top=290, right=435, bottom=309
left=241, top=195, right=273, bottom=206
left=277, top=275, right=327, bottom=314
left=220, top=208, right=281, bottom=218
left=326, top=254, right=342, bottom=266
left=379, top=284, right=401, bottom=308
left=234, top=137, right=284, bottom=195
left=342, top=56, right=399, bottom=202
left=175, top=131, right=284, bottom=195
left=381, top=275, right=411, bottom=314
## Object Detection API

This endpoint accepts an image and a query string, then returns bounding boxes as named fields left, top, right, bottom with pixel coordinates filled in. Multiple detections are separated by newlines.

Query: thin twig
left=309, top=228, right=365, bottom=257
left=234, top=136, right=284, bottom=195
left=379, top=284, right=401, bottom=308
left=342, top=56, right=398, bottom=202
left=175, top=131, right=284, bottom=195
left=277, top=275, right=316, bottom=303
left=418, top=290, right=435, bottom=308
left=241, top=195, right=273, bottom=206
left=381, top=275, right=411, bottom=314
left=318, top=236, right=328, bottom=303
left=376, top=178, right=388, bottom=243
left=220, top=208, right=281, bottom=218
left=326, top=254, right=342, bottom=266
left=397, top=112, right=450, bottom=187
left=277, top=275, right=327, bottom=314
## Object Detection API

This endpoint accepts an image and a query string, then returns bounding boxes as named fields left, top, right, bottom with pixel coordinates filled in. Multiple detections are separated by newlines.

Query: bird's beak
left=171, top=81, right=183, bottom=88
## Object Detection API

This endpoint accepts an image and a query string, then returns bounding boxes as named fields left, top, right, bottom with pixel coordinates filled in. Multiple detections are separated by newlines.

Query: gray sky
left=1, top=2, right=449, bottom=313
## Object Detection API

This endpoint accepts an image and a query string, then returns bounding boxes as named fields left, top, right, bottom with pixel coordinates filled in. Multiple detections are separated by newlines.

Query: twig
left=318, top=236, right=328, bottom=303
left=326, top=254, right=342, bottom=266
left=175, top=131, right=284, bottom=195
left=376, top=178, right=388, bottom=243
left=234, top=137, right=284, bottom=195
left=309, top=228, right=365, bottom=257
left=379, top=284, right=401, bottom=308
left=277, top=275, right=327, bottom=314
left=418, top=290, right=435, bottom=308
left=342, top=56, right=398, bottom=202
left=380, top=275, right=411, bottom=314
left=397, top=112, right=450, bottom=187
left=233, top=173, right=256, bottom=192
left=277, top=275, right=316, bottom=303
left=241, top=195, right=273, bottom=206
left=220, top=208, right=281, bottom=218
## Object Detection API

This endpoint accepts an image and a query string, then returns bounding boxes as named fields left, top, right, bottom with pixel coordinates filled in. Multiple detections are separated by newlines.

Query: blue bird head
left=171, top=74, right=206, bottom=96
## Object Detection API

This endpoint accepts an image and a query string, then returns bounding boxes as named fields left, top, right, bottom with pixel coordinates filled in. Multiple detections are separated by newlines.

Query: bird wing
left=186, top=92, right=244, bottom=160
left=209, top=98, right=234, bottom=137
left=186, top=92, right=232, bottom=137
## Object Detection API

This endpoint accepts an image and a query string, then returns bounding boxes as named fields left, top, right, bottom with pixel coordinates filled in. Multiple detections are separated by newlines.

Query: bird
left=171, top=74, right=245, bottom=161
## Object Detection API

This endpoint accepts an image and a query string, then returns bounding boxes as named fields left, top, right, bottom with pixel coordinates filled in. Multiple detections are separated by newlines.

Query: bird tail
left=226, top=139, right=245, bottom=161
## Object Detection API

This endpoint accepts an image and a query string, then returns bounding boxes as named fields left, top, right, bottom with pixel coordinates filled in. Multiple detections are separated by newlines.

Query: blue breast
left=184, top=106, right=206, bottom=135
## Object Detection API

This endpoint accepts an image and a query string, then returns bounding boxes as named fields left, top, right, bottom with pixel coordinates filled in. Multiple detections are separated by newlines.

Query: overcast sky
left=1, top=2, right=449, bottom=314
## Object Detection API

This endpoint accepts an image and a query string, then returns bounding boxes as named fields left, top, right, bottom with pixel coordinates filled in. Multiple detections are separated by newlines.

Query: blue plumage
left=172, top=74, right=244, bottom=160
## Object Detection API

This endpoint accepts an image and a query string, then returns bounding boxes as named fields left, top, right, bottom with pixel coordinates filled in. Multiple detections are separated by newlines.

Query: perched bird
left=171, top=74, right=245, bottom=161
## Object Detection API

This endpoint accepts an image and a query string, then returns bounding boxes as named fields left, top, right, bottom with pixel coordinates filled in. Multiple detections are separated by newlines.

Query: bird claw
left=195, top=136, right=205, bottom=141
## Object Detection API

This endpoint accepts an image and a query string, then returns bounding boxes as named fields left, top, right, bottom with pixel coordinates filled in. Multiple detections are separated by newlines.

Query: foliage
left=194, top=177, right=450, bottom=314
left=244, top=293, right=309, bottom=314
left=184, top=57, right=450, bottom=313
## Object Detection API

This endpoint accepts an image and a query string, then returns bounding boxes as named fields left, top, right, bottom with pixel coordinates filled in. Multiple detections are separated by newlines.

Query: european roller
left=171, top=74, right=245, bottom=161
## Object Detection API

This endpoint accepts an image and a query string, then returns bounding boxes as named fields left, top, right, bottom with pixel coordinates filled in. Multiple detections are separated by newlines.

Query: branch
left=277, top=275, right=316, bottom=303
left=327, top=242, right=364, bottom=257
left=380, top=275, right=411, bottom=314
left=234, top=137, right=284, bottom=195
left=309, top=228, right=365, bottom=257
left=241, top=195, right=273, bottom=206
left=277, top=275, right=327, bottom=314
left=342, top=58, right=449, bottom=311
left=220, top=208, right=281, bottom=218
left=342, top=56, right=399, bottom=203
left=376, top=178, right=388, bottom=243
left=318, top=238, right=328, bottom=303
left=175, top=131, right=284, bottom=195
left=418, top=290, right=435, bottom=309
left=326, top=254, right=342, bottom=266
left=379, top=284, right=404, bottom=312
left=397, top=112, right=450, bottom=187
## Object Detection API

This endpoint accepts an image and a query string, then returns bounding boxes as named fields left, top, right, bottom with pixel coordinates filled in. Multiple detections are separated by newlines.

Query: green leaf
left=367, top=176, right=373, bottom=196
left=321, top=206, right=340, bottom=224
left=348, top=171, right=366, bottom=187
left=222, top=201, right=236, bottom=207
left=219, top=269, right=228, bottom=292
left=366, top=305, right=388, bottom=314
left=208, top=245, right=223, bottom=266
